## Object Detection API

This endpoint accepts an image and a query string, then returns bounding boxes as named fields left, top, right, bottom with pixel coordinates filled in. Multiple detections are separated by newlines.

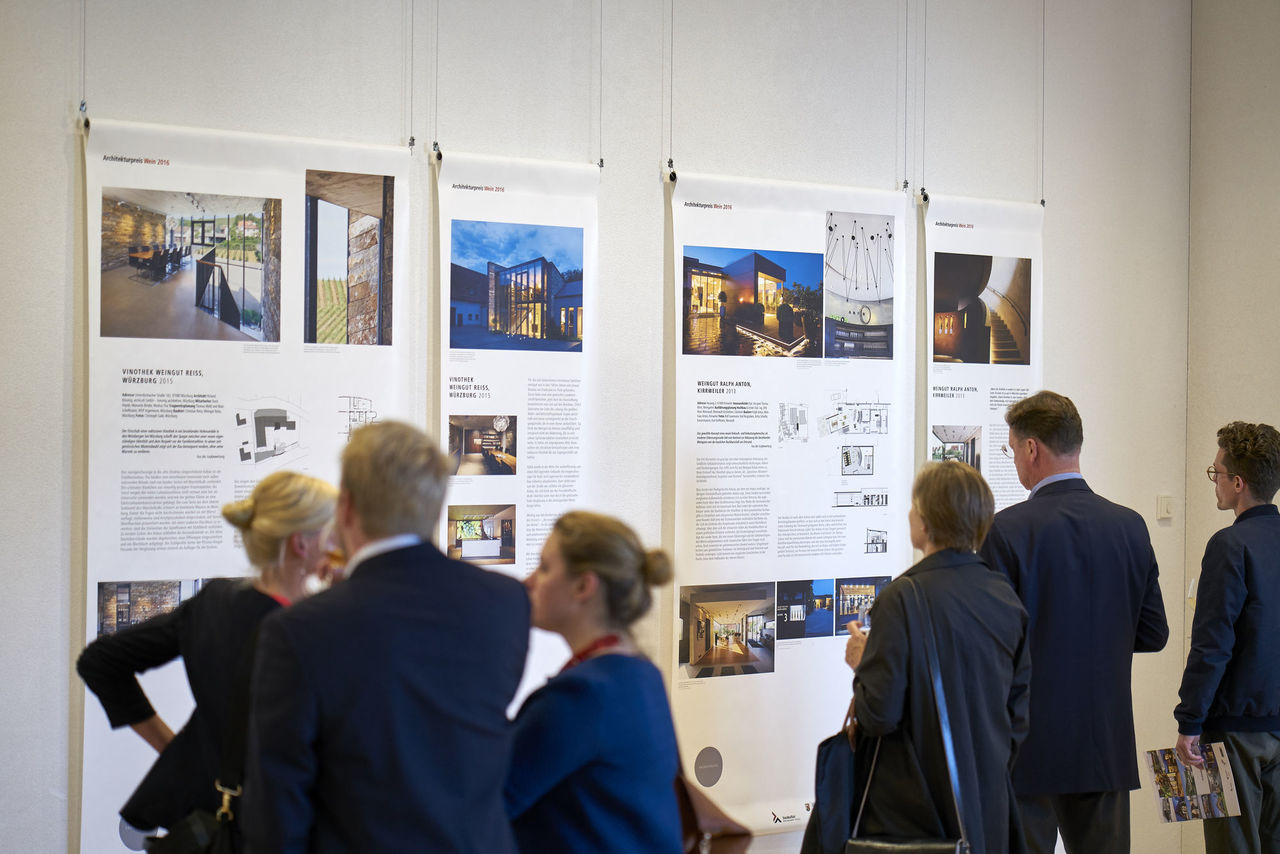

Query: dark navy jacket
left=854, top=549, right=1031, bottom=854
left=244, top=543, right=529, bottom=854
left=980, top=478, right=1169, bottom=795
left=1176, top=503, right=1280, bottom=735
left=506, top=654, right=681, bottom=854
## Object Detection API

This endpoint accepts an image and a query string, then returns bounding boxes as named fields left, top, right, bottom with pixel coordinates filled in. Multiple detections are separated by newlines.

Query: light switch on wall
left=1156, top=494, right=1174, bottom=520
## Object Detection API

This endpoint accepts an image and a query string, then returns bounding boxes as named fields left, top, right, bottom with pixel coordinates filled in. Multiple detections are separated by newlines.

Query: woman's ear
left=287, top=530, right=309, bottom=558
left=573, top=570, right=600, bottom=602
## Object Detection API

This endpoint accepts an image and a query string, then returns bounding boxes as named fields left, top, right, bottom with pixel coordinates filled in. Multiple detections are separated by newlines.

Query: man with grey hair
left=980, top=390, right=1168, bottom=854
left=245, top=420, right=529, bottom=853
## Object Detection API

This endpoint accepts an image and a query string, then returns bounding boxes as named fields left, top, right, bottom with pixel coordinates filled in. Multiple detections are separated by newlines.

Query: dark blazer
left=980, top=477, right=1169, bottom=796
left=505, top=654, right=682, bottom=853
left=244, top=542, right=530, bottom=854
left=77, top=579, right=279, bottom=830
left=854, top=549, right=1031, bottom=854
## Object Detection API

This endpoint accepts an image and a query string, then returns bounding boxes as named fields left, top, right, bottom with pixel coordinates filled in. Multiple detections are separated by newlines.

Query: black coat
left=77, top=578, right=279, bottom=830
left=853, top=549, right=1030, bottom=854
left=243, top=542, right=530, bottom=854
left=980, top=478, right=1168, bottom=795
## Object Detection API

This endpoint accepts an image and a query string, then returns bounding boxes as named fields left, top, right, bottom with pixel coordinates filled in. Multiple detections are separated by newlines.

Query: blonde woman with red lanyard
left=505, top=511, right=682, bottom=853
left=78, top=470, right=337, bottom=842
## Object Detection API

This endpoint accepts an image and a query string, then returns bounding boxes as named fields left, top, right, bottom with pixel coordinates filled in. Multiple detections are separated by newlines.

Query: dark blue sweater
left=1176, top=504, right=1280, bottom=735
left=505, top=653, right=682, bottom=854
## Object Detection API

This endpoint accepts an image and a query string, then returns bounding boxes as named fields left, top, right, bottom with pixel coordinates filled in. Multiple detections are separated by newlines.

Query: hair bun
left=221, top=496, right=256, bottom=530
left=641, top=549, right=673, bottom=587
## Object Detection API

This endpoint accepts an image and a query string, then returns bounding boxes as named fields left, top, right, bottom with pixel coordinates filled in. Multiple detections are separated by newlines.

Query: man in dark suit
left=244, top=421, right=530, bottom=853
left=980, top=391, right=1168, bottom=854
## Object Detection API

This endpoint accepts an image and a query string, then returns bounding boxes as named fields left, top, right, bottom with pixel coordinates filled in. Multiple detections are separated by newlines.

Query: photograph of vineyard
left=316, top=275, right=348, bottom=343
left=304, top=170, right=395, bottom=345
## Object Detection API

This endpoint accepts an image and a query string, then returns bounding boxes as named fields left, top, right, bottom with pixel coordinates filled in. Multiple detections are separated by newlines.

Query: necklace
left=561, top=634, right=621, bottom=672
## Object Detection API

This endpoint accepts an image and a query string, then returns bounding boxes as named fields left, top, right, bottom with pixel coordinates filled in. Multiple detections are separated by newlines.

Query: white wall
left=0, top=1, right=1204, bottom=851
left=1185, top=3, right=1280, bottom=847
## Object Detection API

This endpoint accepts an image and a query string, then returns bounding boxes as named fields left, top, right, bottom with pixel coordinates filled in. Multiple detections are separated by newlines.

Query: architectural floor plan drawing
left=338, top=394, right=379, bottom=439
left=841, top=445, right=875, bottom=475
left=235, top=404, right=300, bottom=463
left=778, top=402, right=809, bottom=443
left=820, top=392, right=889, bottom=436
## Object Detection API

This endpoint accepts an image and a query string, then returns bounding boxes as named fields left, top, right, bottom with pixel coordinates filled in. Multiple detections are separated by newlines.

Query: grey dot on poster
left=694, top=746, right=724, bottom=787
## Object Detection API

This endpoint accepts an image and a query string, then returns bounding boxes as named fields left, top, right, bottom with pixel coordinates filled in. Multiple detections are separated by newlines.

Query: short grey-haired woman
left=845, top=461, right=1031, bottom=854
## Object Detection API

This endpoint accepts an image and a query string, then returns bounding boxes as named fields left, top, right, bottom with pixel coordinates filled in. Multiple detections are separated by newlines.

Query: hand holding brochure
left=1144, top=743, right=1241, bottom=823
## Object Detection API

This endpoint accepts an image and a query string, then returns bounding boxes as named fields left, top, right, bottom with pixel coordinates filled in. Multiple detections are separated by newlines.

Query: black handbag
left=800, top=696, right=858, bottom=854
left=846, top=577, right=970, bottom=854
left=144, top=628, right=259, bottom=854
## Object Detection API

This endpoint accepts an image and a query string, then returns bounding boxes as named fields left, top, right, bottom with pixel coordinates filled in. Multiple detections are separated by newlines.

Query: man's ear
left=338, top=490, right=354, bottom=527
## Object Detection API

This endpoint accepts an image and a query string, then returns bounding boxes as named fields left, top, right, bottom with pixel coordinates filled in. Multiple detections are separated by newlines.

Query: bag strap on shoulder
left=849, top=576, right=970, bottom=847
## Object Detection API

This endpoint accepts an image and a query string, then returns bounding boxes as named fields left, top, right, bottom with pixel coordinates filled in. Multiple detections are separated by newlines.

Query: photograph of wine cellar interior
left=446, top=504, right=516, bottom=566
left=99, top=189, right=281, bottom=342
left=448, top=415, right=517, bottom=476
left=679, top=582, right=776, bottom=679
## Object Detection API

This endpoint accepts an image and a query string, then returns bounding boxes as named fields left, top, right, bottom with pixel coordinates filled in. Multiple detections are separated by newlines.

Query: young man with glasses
left=1175, top=421, right=1280, bottom=854
left=979, top=390, right=1169, bottom=854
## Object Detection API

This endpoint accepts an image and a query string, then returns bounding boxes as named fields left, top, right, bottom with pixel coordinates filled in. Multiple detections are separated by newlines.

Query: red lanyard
left=560, top=634, right=621, bottom=672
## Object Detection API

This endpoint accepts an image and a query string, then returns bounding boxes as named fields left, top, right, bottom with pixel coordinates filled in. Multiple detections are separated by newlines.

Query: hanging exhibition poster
left=925, top=196, right=1043, bottom=511
left=437, top=153, right=598, bottom=695
left=83, top=119, right=418, bottom=852
left=671, top=173, right=914, bottom=831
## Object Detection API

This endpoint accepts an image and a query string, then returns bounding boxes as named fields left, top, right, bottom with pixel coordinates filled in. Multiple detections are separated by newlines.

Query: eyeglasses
left=1000, top=444, right=1013, bottom=459
left=1206, top=466, right=1237, bottom=483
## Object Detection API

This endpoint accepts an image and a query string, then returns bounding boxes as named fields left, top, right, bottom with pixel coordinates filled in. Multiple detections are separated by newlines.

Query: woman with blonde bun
left=505, top=510, right=682, bottom=853
left=77, top=470, right=337, bottom=835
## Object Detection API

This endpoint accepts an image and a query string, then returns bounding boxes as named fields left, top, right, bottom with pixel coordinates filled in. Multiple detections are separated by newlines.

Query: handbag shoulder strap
left=904, top=575, right=969, bottom=846
left=216, top=623, right=262, bottom=799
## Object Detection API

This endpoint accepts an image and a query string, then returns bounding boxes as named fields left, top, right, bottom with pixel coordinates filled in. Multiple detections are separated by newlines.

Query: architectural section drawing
left=865, top=529, right=888, bottom=553
left=833, top=489, right=889, bottom=508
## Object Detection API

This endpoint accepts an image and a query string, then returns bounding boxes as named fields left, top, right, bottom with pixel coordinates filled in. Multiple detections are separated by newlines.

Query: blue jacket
left=506, top=653, right=681, bottom=854
left=980, top=478, right=1168, bottom=795
left=1176, top=503, right=1280, bottom=735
